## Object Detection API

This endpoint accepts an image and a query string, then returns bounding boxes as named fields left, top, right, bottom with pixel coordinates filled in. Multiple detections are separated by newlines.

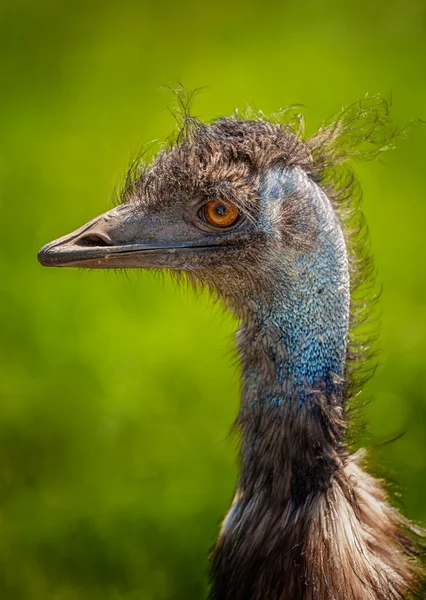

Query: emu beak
left=38, top=204, right=227, bottom=269
left=38, top=205, right=175, bottom=269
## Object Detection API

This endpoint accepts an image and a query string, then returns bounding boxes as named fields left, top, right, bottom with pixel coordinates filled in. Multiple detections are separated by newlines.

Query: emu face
left=38, top=118, right=317, bottom=303
left=37, top=182, right=261, bottom=272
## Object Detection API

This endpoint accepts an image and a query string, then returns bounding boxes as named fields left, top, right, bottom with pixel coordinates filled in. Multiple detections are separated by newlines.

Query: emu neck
left=238, top=169, right=350, bottom=502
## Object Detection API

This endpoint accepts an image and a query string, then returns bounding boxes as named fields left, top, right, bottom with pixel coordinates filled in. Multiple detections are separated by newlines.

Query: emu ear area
left=258, top=166, right=320, bottom=254
left=37, top=202, right=249, bottom=270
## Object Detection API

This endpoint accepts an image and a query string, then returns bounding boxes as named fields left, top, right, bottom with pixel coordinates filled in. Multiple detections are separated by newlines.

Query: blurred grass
left=0, top=0, right=426, bottom=597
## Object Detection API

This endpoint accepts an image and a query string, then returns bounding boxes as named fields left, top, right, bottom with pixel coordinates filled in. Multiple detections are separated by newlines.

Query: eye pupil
left=202, top=199, right=239, bottom=228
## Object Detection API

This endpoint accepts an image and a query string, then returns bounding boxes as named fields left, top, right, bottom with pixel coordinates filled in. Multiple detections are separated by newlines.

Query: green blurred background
left=1, top=0, right=426, bottom=598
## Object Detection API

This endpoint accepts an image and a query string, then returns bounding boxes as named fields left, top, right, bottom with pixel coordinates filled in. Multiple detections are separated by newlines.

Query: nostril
left=77, top=233, right=112, bottom=247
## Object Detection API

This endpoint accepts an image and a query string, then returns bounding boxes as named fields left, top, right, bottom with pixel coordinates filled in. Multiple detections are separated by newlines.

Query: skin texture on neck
left=246, top=167, right=350, bottom=398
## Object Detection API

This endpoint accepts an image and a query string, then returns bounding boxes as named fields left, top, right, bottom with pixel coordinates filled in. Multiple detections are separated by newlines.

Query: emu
left=38, top=98, right=423, bottom=599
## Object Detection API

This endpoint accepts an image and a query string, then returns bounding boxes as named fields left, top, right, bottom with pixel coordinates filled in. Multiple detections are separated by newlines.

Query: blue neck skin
left=240, top=167, right=350, bottom=407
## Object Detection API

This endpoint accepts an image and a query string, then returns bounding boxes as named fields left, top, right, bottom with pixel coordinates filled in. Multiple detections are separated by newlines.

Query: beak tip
left=38, top=242, right=56, bottom=266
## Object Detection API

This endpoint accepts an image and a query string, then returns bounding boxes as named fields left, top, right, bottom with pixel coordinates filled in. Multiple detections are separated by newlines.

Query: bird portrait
left=38, top=95, right=425, bottom=600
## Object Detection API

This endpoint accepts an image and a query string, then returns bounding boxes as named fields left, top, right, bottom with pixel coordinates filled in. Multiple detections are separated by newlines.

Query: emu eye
left=201, top=200, right=239, bottom=228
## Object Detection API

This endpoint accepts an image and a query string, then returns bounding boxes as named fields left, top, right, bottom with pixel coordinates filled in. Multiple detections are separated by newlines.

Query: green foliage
left=0, top=0, right=425, bottom=597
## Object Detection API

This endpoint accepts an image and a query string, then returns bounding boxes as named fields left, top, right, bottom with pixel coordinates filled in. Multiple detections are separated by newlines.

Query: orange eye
left=203, top=200, right=239, bottom=228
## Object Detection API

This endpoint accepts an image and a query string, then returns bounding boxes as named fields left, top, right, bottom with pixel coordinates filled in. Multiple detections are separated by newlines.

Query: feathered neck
left=236, top=168, right=350, bottom=503
left=210, top=169, right=419, bottom=600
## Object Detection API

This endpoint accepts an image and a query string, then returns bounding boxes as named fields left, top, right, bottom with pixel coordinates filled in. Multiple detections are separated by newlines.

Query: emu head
left=37, top=117, right=332, bottom=310
left=38, top=103, right=393, bottom=316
